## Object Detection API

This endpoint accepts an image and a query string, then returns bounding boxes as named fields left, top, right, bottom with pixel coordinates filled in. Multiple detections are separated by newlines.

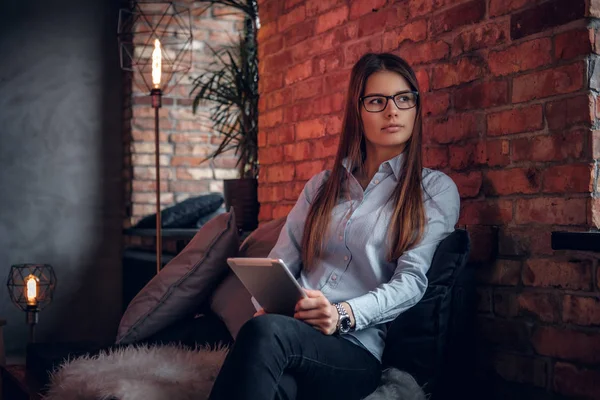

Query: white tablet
left=226, top=257, right=307, bottom=316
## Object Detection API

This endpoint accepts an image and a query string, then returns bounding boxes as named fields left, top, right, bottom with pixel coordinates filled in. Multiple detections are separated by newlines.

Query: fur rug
left=44, top=344, right=229, bottom=400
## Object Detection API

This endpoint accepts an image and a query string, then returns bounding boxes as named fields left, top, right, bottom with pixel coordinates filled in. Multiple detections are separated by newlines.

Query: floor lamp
left=117, top=1, right=193, bottom=273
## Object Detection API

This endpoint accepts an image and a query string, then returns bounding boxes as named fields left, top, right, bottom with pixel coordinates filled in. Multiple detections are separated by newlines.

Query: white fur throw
left=44, top=344, right=229, bottom=400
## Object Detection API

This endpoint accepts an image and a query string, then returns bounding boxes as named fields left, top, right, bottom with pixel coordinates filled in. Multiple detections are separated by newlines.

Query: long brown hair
left=301, top=53, right=426, bottom=271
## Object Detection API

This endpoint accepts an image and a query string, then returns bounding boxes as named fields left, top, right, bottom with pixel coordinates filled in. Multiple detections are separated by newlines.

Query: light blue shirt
left=268, top=152, right=460, bottom=362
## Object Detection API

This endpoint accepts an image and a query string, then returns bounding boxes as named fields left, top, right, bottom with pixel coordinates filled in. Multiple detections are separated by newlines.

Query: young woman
left=209, top=53, right=460, bottom=400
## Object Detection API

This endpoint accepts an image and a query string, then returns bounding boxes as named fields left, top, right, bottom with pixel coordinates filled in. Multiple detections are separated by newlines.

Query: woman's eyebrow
left=363, top=89, right=413, bottom=97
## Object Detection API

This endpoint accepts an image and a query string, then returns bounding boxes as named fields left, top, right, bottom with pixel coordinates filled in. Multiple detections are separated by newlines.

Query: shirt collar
left=342, top=152, right=406, bottom=180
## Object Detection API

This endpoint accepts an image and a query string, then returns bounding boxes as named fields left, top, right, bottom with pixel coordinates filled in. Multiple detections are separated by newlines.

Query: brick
left=296, top=160, right=324, bottom=180
left=563, top=295, right=600, bottom=326
left=466, top=225, right=498, bottom=263
left=452, top=21, right=508, bottom=56
left=284, top=0, right=304, bottom=10
left=296, top=118, right=326, bottom=140
left=486, top=140, right=510, bottom=167
left=555, top=29, right=593, bottom=60
left=314, top=49, right=344, bottom=75
left=261, top=50, right=293, bottom=74
left=257, top=21, right=277, bottom=42
left=359, top=8, right=397, bottom=38
left=408, top=0, right=434, bottom=18
left=493, top=353, right=547, bottom=388
left=523, top=258, right=592, bottom=290
left=454, top=80, right=509, bottom=110
left=397, top=40, right=449, bottom=65
left=258, top=202, right=273, bottom=222
left=592, top=197, right=600, bottom=229
left=349, top=0, right=386, bottom=19
left=305, top=0, right=341, bottom=17
left=265, top=123, right=294, bottom=146
left=477, top=317, right=531, bottom=352
left=285, top=59, right=313, bottom=85
left=261, top=108, right=283, bottom=128
left=258, top=145, right=284, bottom=165
left=448, top=141, right=486, bottom=170
left=448, top=171, right=482, bottom=198
left=459, top=199, right=513, bottom=225
left=133, top=117, right=174, bottom=131
left=415, top=69, right=430, bottom=92
left=477, top=288, right=492, bottom=313
left=382, top=19, right=428, bottom=51
left=477, top=260, right=521, bottom=286
left=169, top=133, right=210, bottom=144
left=421, top=91, right=450, bottom=117
left=283, top=141, right=314, bottom=161
left=422, top=146, right=449, bottom=169
left=133, top=166, right=174, bottom=180
left=431, top=55, right=486, bottom=89
left=385, top=4, right=410, bottom=29
left=542, top=163, right=593, bottom=193
left=512, top=62, right=585, bottom=103
left=313, top=134, right=340, bottom=159
left=132, top=180, right=168, bottom=192
left=283, top=20, right=314, bottom=47
left=132, top=190, right=174, bottom=205
left=511, top=0, right=586, bottom=40
left=315, top=5, right=348, bottom=34
left=284, top=102, right=314, bottom=123
left=257, top=1, right=282, bottom=24
left=518, top=292, right=560, bottom=323
left=484, top=168, right=541, bottom=196
left=293, top=78, right=323, bottom=101
left=265, top=87, right=293, bottom=110
left=312, top=92, right=345, bottom=115
left=168, top=180, right=210, bottom=193
left=487, top=105, right=544, bottom=136
left=489, top=0, right=530, bottom=17
left=131, top=129, right=168, bottom=143
left=278, top=6, right=306, bottom=32
left=545, top=94, right=593, bottom=131
left=284, top=182, right=305, bottom=201
left=498, top=226, right=553, bottom=257
left=431, top=0, right=486, bottom=36
left=488, top=38, right=552, bottom=77
left=344, top=36, right=383, bottom=67
left=493, top=290, right=518, bottom=317
left=174, top=144, right=212, bottom=156
left=265, top=164, right=295, bottom=182
left=131, top=142, right=173, bottom=155
left=423, top=114, right=479, bottom=144
left=533, top=326, right=600, bottom=363
left=273, top=204, right=295, bottom=219
left=511, top=131, right=585, bottom=162
left=516, top=197, right=588, bottom=225
left=554, top=362, right=600, bottom=399
left=324, top=69, right=351, bottom=93
left=324, top=115, right=343, bottom=136
left=260, top=72, right=284, bottom=92
left=258, top=184, right=285, bottom=203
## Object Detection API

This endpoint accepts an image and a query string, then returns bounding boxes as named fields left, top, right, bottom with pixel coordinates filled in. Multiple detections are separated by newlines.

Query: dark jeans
left=209, top=314, right=382, bottom=400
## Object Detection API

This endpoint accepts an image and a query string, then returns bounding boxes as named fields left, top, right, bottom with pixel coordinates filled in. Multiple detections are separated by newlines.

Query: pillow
left=382, top=229, right=471, bottom=394
left=134, top=193, right=224, bottom=229
left=209, top=217, right=287, bottom=338
left=116, top=210, right=239, bottom=344
left=195, top=207, right=226, bottom=229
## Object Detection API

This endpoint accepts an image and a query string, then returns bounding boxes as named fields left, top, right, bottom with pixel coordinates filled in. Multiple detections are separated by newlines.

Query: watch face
left=339, top=316, right=352, bottom=333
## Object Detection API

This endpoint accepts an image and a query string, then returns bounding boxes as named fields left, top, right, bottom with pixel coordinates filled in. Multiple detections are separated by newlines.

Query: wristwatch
left=334, top=303, right=353, bottom=334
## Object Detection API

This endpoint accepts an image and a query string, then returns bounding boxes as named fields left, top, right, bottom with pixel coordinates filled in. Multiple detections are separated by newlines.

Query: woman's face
left=359, top=70, right=417, bottom=158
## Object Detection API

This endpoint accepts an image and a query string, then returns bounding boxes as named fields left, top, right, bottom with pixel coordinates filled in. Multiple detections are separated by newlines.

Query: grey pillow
left=116, top=210, right=239, bottom=344
left=209, top=217, right=287, bottom=338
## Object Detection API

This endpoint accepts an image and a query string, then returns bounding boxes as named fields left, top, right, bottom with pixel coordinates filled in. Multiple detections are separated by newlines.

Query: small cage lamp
left=7, top=264, right=57, bottom=342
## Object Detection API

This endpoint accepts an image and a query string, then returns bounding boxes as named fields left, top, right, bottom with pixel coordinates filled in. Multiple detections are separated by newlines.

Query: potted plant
left=190, top=0, right=259, bottom=231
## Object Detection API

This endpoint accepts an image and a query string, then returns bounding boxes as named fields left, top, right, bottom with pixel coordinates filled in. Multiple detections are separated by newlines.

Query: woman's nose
left=385, top=98, right=399, bottom=116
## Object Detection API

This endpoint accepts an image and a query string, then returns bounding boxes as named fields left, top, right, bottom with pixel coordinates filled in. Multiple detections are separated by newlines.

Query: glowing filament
left=152, top=39, right=162, bottom=89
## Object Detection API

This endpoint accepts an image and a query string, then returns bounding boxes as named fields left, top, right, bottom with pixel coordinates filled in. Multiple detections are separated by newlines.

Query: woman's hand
left=253, top=308, right=266, bottom=317
left=294, top=289, right=338, bottom=335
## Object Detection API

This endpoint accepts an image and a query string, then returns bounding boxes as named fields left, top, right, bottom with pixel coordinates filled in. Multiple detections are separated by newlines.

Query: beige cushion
left=209, top=217, right=286, bottom=338
left=116, top=211, right=239, bottom=344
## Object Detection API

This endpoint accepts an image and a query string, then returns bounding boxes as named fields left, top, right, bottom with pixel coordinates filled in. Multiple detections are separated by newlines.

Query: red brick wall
left=256, top=0, right=600, bottom=397
left=123, top=3, right=244, bottom=231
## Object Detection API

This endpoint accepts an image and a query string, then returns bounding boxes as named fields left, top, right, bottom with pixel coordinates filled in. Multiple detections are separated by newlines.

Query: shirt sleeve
left=346, top=172, right=460, bottom=331
left=267, top=171, right=329, bottom=279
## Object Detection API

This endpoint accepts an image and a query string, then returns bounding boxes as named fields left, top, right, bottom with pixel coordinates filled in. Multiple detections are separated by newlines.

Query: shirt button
left=374, top=179, right=380, bottom=184
left=344, top=256, right=349, bottom=261
left=339, top=235, right=343, bottom=240
left=332, top=274, right=337, bottom=280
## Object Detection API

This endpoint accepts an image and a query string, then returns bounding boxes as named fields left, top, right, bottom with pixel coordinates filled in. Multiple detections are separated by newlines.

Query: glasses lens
left=363, top=96, right=387, bottom=112
left=393, top=92, right=417, bottom=109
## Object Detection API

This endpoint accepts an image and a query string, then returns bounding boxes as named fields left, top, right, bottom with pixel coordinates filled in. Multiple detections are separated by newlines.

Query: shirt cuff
left=346, top=294, right=378, bottom=331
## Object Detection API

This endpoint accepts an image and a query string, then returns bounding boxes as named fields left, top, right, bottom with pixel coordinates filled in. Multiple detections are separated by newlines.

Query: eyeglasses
left=360, top=91, right=419, bottom=113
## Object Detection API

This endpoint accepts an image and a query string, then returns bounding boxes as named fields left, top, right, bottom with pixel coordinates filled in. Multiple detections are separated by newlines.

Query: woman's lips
left=382, top=125, right=401, bottom=133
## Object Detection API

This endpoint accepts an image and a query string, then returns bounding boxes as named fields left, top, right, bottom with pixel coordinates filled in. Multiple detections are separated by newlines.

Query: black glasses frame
left=360, top=90, right=419, bottom=113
